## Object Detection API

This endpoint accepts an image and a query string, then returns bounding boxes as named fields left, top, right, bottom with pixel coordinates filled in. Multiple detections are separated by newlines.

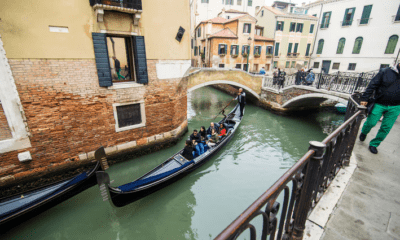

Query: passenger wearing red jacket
left=219, top=123, right=226, bottom=137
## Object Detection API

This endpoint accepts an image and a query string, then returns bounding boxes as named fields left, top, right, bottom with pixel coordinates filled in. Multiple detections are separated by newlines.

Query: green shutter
left=92, top=33, right=112, bottom=87
left=291, top=61, right=296, bottom=68
left=343, top=8, right=349, bottom=25
left=317, top=39, right=324, bottom=54
left=290, top=22, right=295, bottom=32
left=327, top=12, right=331, bottom=27
left=294, top=43, right=298, bottom=53
left=288, top=43, right=293, bottom=54
left=310, top=24, right=314, bottom=33
left=286, top=61, right=290, bottom=68
left=194, top=46, right=197, bottom=56
left=225, top=44, right=228, bottom=54
left=249, top=24, right=251, bottom=33
left=349, top=8, right=355, bottom=24
left=361, top=5, right=372, bottom=24
left=276, top=21, right=279, bottom=30
left=321, top=13, right=326, bottom=27
left=274, top=43, right=280, bottom=56
left=133, top=36, right=149, bottom=84
left=385, top=35, right=399, bottom=54
left=305, top=43, right=311, bottom=56
left=352, top=37, right=363, bottom=54
left=281, top=22, right=284, bottom=31
left=337, top=38, right=346, bottom=54
left=230, top=45, right=233, bottom=55
left=396, top=5, right=400, bottom=21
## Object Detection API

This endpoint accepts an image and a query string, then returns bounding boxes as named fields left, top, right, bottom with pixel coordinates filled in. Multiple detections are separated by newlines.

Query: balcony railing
left=358, top=18, right=371, bottom=25
left=341, top=20, right=353, bottom=26
left=90, top=0, right=142, bottom=10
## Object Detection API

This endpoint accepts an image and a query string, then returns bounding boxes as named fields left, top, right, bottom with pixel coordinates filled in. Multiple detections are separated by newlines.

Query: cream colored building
left=255, top=6, right=318, bottom=71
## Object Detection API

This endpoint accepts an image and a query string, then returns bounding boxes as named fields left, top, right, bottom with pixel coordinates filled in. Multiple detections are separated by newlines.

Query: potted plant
left=231, top=54, right=238, bottom=58
left=242, top=53, right=248, bottom=57
left=254, top=53, right=261, bottom=58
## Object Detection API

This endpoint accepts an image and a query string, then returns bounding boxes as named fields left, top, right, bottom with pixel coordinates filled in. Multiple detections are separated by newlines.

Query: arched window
left=317, top=39, right=324, bottom=54
left=385, top=35, right=399, bottom=54
left=336, top=38, right=346, bottom=54
left=352, top=37, right=363, bottom=54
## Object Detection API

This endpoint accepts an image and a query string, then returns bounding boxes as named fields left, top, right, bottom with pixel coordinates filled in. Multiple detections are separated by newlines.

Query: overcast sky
left=264, top=0, right=314, bottom=6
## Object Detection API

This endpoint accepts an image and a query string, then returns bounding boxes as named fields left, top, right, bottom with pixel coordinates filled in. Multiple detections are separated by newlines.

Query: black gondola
left=0, top=148, right=103, bottom=229
left=96, top=103, right=244, bottom=207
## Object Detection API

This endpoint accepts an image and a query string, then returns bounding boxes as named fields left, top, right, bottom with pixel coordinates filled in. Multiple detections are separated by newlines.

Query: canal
left=3, top=87, right=344, bottom=239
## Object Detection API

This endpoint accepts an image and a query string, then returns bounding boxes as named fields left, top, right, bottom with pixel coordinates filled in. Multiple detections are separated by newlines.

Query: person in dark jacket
left=233, top=88, right=246, bottom=117
left=113, top=56, right=125, bottom=80
left=182, top=140, right=194, bottom=160
left=359, top=62, right=400, bottom=154
left=207, top=122, right=219, bottom=137
left=190, top=129, right=204, bottom=156
left=199, top=126, right=209, bottom=151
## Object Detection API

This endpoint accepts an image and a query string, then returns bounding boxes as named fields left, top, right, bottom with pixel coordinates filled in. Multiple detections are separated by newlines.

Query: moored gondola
left=0, top=148, right=103, bottom=230
left=96, top=103, right=244, bottom=207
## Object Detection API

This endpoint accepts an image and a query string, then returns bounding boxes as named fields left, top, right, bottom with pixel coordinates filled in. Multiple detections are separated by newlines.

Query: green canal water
left=3, top=87, right=344, bottom=240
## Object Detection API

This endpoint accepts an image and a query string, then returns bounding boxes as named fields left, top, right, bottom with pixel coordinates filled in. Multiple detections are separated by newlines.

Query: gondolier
left=234, top=88, right=246, bottom=118
left=359, top=61, right=400, bottom=154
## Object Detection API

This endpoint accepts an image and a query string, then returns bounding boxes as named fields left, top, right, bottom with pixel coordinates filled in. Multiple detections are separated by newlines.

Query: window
left=304, top=61, right=308, bottom=67
left=237, top=0, right=242, bottom=5
left=106, top=36, right=135, bottom=82
left=291, top=61, right=296, bottom=68
left=254, top=64, right=259, bottom=71
left=243, top=64, right=249, bottom=71
left=290, top=22, right=296, bottom=32
left=231, top=45, right=239, bottom=55
left=255, top=28, right=263, bottom=36
left=262, top=10, right=264, bottom=17
left=310, top=24, right=314, bottom=33
left=385, top=35, right=399, bottom=54
left=317, top=39, right=324, bottom=54
left=293, top=43, right=299, bottom=54
left=360, top=5, right=372, bottom=24
left=287, top=43, right=293, bottom=55
left=274, top=43, right=280, bottom=56
left=321, top=12, right=331, bottom=28
left=198, top=27, right=201, bottom=37
left=254, top=46, right=261, bottom=55
left=380, top=64, right=390, bottom=69
left=332, top=63, right=340, bottom=69
left=396, top=5, right=400, bottom=21
left=242, top=45, right=250, bottom=55
left=342, top=8, right=355, bottom=26
left=296, top=23, right=303, bottom=32
left=276, top=21, right=284, bottom=31
left=201, top=0, right=209, bottom=3
left=225, top=0, right=233, bottom=5
left=348, top=63, right=356, bottom=70
left=313, top=14, right=317, bottom=17
left=218, top=44, right=227, bottom=55
left=336, top=38, right=346, bottom=54
left=265, top=64, right=270, bottom=70
left=113, top=101, right=146, bottom=132
left=235, top=64, right=242, bottom=69
left=194, top=46, right=198, bottom=56
left=219, top=64, right=225, bottom=68
left=248, top=0, right=252, bottom=7
left=285, top=61, right=290, bottom=68
left=227, top=16, right=230, bottom=19
left=243, top=23, right=251, bottom=33
left=313, top=62, right=320, bottom=68
left=273, top=61, right=278, bottom=68
left=266, top=46, right=273, bottom=55
left=305, top=43, right=311, bottom=56
left=352, top=37, right=363, bottom=54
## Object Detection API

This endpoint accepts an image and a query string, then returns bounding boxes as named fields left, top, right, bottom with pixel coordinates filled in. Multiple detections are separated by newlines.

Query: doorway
left=322, top=60, right=331, bottom=74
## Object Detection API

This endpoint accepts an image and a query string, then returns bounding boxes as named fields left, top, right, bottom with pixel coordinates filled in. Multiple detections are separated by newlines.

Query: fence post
left=316, top=74, right=321, bottom=89
left=354, top=72, right=364, bottom=93
left=343, top=105, right=367, bottom=166
left=292, top=141, right=326, bottom=240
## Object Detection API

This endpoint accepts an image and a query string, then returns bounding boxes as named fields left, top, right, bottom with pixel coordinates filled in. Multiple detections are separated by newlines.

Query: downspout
left=308, top=2, right=324, bottom=70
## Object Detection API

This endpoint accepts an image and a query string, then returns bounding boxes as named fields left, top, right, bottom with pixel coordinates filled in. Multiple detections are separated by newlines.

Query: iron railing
left=215, top=92, right=367, bottom=240
left=90, top=0, right=142, bottom=10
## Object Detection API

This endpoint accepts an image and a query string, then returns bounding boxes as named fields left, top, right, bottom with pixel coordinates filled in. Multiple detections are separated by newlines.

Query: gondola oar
left=212, top=98, right=234, bottom=120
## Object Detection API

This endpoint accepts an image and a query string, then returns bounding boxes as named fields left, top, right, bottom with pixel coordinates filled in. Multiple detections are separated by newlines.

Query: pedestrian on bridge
left=259, top=67, right=266, bottom=75
left=359, top=62, right=400, bottom=154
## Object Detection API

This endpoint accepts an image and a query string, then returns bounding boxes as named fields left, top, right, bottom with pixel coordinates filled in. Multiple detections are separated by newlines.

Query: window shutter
left=230, top=45, right=233, bottom=55
left=321, top=13, right=326, bottom=27
left=317, top=39, right=324, bottom=54
left=349, top=8, right=355, bottom=24
left=310, top=24, right=314, bottom=33
left=396, top=5, right=400, bottom=21
left=132, top=36, right=149, bottom=84
left=225, top=45, right=228, bottom=54
left=274, top=43, right=280, bottom=56
left=276, top=22, right=279, bottom=31
left=305, top=43, right=311, bottom=56
left=352, top=37, right=363, bottom=54
left=337, top=38, right=346, bottom=54
left=385, top=35, right=398, bottom=54
left=361, top=5, right=372, bottom=24
left=281, top=22, right=284, bottom=31
left=242, top=46, right=245, bottom=54
left=343, top=8, right=349, bottom=25
left=92, top=33, right=112, bottom=87
left=288, top=43, right=293, bottom=53
left=294, top=43, right=298, bottom=53
left=327, top=12, right=331, bottom=27
left=249, top=24, right=251, bottom=33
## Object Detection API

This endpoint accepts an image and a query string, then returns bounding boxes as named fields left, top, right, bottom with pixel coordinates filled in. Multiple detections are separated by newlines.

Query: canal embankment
left=305, top=117, right=400, bottom=240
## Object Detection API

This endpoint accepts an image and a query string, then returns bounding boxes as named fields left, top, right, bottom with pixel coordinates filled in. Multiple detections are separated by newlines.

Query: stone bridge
left=182, top=68, right=352, bottom=112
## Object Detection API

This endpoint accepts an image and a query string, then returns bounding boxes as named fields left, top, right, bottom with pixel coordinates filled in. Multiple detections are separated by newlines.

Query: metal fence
left=263, top=71, right=378, bottom=94
left=215, top=92, right=367, bottom=240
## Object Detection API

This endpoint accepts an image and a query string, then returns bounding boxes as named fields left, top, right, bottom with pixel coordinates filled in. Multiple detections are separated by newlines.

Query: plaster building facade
left=192, top=14, right=274, bottom=72
left=306, top=0, right=400, bottom=73
left=0, top=0, right=191, bottom=186
left=255, top=6, right=318, bottom=71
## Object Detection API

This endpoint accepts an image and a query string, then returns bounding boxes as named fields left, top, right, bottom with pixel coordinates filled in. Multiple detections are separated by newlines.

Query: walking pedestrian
left=359, top=62, right=400, bottom=154
left=113, top=56, right=125, bottom=80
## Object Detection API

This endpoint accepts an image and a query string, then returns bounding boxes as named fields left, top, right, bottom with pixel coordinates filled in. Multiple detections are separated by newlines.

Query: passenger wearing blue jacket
left=305, top=69, right=315, bottom=86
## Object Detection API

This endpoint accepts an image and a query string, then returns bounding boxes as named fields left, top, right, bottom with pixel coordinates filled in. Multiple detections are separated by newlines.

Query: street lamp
left=247, top=37, right=252, bottom=72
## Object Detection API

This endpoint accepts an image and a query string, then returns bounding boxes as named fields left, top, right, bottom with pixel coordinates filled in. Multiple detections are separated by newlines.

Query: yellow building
left=0, top=0, right=191, bottom=186
left=255, top=6, right=318, bottom=71
left=192, top=14, right=274, bottom=72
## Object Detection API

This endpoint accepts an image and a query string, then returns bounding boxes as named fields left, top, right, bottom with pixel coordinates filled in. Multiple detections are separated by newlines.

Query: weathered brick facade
left=0, top=59, right=188, bottom=186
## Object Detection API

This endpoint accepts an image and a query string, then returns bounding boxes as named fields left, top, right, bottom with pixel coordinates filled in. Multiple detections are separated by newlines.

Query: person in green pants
left=112, top=56, right=125, bottom=80
left=359, top=62, right=400, bottom=154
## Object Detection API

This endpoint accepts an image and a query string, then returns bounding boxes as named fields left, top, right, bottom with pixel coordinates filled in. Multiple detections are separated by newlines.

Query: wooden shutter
left=349, top=8, right=355, bottom=24
left=385, top=35, right=399, bottom=54
left=288, top=43, right=293, bottom=53
left=337, top=38, right=346, bottom=54
left=276, top=21, right=279, bottom=31
left=249, top=24, right=251, bottom=33
left=132, top=36, right=149, bottom=84
left=396, top=5, right=400, bottom=21
left=294, top=43, right=298, bottom=53
left=310, top=24, right=314, bottom=33
left=321, top=13, right=326, bottom=27
left=361, top=5, right=372, bottom=24
left=327, top=12, right=331, bottom=27
left=343, top=8, right=349, bottom=25
left=92, top=33, right=112, bottom=87
left=352, top=37, right=363, bottom=54
left=317, top=39, right=324, bottom=54
left=274, top=43, right=280, bottom=56
left=305, top=44, right=311, bottom=56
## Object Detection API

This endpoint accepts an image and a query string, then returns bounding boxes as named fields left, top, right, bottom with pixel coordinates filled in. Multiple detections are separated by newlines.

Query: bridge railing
left=215, top=92, right=367, bottom=240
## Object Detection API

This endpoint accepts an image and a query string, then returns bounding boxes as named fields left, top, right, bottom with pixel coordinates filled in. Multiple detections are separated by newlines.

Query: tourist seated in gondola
left=207, top=122, right=219, bottom=139
left=207, top=128, right=219, bottom=147
left=219, top=123, right=227, bottom=137
left=182, top=140, right=194, bottom=160
left=190, top=129, right=204, bottom=156
left=199, top=126, right=209, bottom=152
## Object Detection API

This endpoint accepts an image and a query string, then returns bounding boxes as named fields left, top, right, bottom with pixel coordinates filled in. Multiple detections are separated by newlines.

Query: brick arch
left=183, top=69, right=263, bottom=99
left=282, top=93, right=348, bottom=108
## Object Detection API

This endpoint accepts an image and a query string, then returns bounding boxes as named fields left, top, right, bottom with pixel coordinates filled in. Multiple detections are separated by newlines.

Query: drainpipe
left=308, top=2, right=324, bottom=70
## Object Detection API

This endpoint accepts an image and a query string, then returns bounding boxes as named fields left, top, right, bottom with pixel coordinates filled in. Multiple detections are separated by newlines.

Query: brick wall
left=0, top=58, right=187, bottom=185
left=0, top=104, right=12, bottom=141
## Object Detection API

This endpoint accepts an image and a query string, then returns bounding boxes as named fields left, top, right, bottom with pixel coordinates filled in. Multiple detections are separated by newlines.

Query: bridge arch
left=187, top=80, right=260, bottom=99
left=282, top=93, right=348, bottom=108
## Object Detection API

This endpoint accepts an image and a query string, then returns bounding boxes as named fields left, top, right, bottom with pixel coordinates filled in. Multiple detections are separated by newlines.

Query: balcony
left=266, top=53, right=273, bottom=58
left=341, top=20, right=353, bottom=27
left=287, top=53, right=293, bottom=58
left=254, top=53, right=261, bottom=58
left=357, top=18, right=372, bottom=25
left=90, top=0, right=142, bottom=23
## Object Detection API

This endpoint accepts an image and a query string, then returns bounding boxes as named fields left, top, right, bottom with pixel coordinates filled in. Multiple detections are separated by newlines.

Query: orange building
left=192, top=14, right=274, bottom=73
